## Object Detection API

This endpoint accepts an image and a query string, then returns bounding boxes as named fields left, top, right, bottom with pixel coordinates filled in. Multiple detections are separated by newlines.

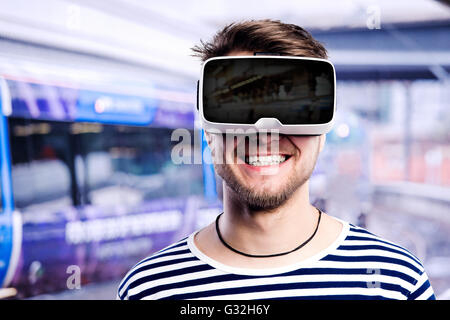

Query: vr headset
left=197, top=55, right=336, bottom=135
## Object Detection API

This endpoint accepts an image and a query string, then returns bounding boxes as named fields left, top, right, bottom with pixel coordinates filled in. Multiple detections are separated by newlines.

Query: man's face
left=205, top=51, right=325, bottom=211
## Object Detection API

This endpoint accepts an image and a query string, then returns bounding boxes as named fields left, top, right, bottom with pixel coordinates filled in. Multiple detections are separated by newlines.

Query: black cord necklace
left=215, top=208, right=322, bottom=258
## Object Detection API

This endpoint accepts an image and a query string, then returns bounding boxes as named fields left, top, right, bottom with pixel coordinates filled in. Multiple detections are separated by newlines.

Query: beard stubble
left=214, top=139, right=320, bottom=211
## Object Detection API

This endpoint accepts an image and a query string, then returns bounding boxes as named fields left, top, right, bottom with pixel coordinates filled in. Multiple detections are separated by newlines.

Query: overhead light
left=336, top=123, right=350, bottom=138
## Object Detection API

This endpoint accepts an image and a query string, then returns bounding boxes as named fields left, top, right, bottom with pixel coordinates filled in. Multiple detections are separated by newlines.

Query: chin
left=230, top=177, right=302, bottom=210
left=247, top=180, right=286, bottom=194
left=241, top=190, right=292, bottom=211
left=217, top=161, right=310, bottom=209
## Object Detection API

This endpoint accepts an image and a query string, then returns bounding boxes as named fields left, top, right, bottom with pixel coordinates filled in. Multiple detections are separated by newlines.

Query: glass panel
left=76, top=124, right=203, bottom=208
left=9, top=118, right=204, bottom=211
left=9, top=118, right=74, bottom=212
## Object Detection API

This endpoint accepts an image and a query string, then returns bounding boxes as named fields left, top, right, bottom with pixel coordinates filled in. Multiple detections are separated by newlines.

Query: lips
left=233, top=134, right=295, bottom=167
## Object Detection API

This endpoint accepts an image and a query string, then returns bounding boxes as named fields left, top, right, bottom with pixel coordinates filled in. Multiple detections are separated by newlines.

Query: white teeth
left=246, top=155, right=287, bottom=166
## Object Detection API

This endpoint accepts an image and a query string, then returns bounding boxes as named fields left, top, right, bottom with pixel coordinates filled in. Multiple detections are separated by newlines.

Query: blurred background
left=0, top=0, right=449, bottom=300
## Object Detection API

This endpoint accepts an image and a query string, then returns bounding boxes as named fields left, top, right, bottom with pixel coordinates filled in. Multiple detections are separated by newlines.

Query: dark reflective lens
left=202, top=57, right=335, bottom=124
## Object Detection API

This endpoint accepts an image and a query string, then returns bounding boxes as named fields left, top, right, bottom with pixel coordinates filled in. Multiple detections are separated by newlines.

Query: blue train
left=0, top=76, right=221, bottom=298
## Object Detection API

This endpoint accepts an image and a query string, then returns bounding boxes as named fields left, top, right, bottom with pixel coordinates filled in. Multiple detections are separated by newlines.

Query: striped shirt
left=117, top=220, right=435, bottom=300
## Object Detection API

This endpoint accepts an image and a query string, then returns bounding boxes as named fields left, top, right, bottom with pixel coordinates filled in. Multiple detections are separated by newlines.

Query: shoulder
left=117, top=236, right=202, bottom=300
left=329, top=222, right=435, bottom=299
left=342, top=223, right=424, bottom=268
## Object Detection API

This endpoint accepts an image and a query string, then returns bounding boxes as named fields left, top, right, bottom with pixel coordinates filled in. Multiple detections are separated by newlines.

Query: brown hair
left=191, top=19, right=328, bottom=61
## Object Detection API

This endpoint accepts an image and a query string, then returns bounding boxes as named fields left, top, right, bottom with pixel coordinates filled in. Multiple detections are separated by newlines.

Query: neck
left=220, top=181, right=319, bottom=256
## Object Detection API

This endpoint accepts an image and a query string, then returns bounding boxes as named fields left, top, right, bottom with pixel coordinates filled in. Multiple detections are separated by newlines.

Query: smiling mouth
left=243, top=154, right=291, bottom=166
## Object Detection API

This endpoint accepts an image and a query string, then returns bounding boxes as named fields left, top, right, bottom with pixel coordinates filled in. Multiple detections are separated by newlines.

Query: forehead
left=225, top=50, right=254, bottom=56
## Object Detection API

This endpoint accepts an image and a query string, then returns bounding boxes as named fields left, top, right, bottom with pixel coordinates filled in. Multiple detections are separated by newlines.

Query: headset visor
left=202, top=57, right=335, bottom=125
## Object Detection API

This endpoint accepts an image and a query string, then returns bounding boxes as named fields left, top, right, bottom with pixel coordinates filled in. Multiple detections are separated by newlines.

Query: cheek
left=210, top=136, right=238, bottom=164
left=287, top=136, right=319, bottom=153
left=208, top=135, right=224, bottom=163
left=223, top=136, right=245, bottom=161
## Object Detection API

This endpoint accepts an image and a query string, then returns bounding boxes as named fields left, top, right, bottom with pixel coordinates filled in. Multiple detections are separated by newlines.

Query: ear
left=318, top=134, right=326, bottom=153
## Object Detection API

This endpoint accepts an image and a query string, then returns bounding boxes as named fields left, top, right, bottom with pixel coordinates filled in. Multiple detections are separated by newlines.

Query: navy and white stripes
left=117, top=221, right=435, bottom=300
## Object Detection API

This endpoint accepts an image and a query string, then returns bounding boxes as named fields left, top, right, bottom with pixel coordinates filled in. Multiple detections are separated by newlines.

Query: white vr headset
left=197, top=55, right=336, bottom=135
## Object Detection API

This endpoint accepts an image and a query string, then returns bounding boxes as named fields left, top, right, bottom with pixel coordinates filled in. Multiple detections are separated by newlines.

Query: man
left=117, top=19, right=435, bottom=300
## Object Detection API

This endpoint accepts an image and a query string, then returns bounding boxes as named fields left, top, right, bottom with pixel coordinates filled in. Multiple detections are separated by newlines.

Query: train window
left=8, top=117, right=203, bottom=213
left=8, top=118, right=74, bottom=212
left=76, top=124, right=203, bottom=208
